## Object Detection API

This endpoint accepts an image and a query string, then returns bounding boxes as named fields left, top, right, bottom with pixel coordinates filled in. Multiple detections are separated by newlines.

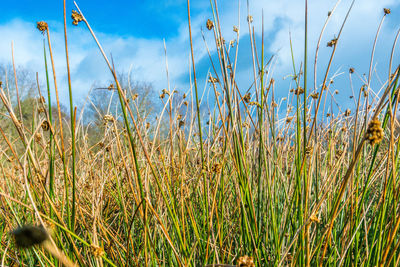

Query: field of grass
left=1, top=1, right=400, bottom=266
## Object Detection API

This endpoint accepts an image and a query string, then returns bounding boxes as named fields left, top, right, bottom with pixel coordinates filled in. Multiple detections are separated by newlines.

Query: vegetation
left=0, top=1, right=400, bottom=266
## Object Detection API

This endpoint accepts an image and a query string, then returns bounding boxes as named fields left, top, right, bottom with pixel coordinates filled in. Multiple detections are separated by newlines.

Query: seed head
left=211, top=163, right=222, bottom=174
left=286, top=117, right=294, bottom=123
left=243, top=92, right=251, bottom=103
left=384, top=8, right=391, bottom=15
left=366, top=119, right=384, bottom=145
left=249, top=101, right=261, bottom=108
left=349, top=67, right=355, bottom=74
left=310, top=213, right=320, bottom=224
left=90, top=244, right=104, bottom=257
left=208, top=75, right=219, bottom=83
left=41, top=121, right=50, bottom=131
left=294, top=87, right=304, bottom=95
left=237, top=255, right=255, bottom=267
left=71, top=10, right=83, bottom=26
left=103, top=114, right=114, bottom=123
left=327, top=38, right=337, bottom=47
left=206, top=19, right=214, bottom=30
left=37, top=21, right=48, bottom=34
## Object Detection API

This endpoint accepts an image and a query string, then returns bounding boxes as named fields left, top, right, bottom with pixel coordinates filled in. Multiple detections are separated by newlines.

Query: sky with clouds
left=1, top=0, right=400, bottom=114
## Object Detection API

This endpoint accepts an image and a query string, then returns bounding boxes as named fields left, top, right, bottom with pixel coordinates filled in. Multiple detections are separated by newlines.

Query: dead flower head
left=208, top=75, right=219, bottom=84
left=310, top=213, right=320, bottom=224
left=243, top=92, right=251, bottom=103
left=384, top=8, right=391, bottom=15
left=206, top=19, right=214, bottom=30
left=366, top=119, right=384, bottom=145
left=286, top=117, right=294, bottom=123
left=211, top=163, right=222, bottom=174
left=327, top=38, right=337, bottom=47
left=71, top=10, right=84, bottom=26
left=294, top=87, right=304, bottom=95
left=103, top=114, right=114, bottom=123
left=37, top=21, right=48, bottom=34
left=90, top=244, right=105, bottom=257
left=41, top=121, right=50, bottom=131
left=237, top=255, right=255, bottom=267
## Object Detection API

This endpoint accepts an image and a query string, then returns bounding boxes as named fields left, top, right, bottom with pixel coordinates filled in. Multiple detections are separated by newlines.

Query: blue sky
left=1, top=0, right=400, bottom=118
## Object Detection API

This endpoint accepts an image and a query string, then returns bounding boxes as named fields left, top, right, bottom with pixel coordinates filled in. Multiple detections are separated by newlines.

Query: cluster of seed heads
left=237, top=255, right=255, bottom=267
left=327, top=38, right=337, bottom=47
left=71, top=10, right=84, bottom=26
left=243, top=92, right=251, bottom=103
left=41, top=121, right=50, bottom=131
left=366, top=119, right=384, bottom=145
left=36, top=21, right=48, bottom=33
left=206, top=19, right=214, bottom=30
left=90, top=244, right=105, bottom=257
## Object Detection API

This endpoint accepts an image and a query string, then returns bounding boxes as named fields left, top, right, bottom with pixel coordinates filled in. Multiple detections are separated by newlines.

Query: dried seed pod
left=294, top=87, right=304, bottom=95
left=237, top=255, right=255, bottom=267
left=211, top=163, right=221, bottom=174
left=310, top=213, right=320, bottom=223
left=90, top=244, right=105, bottom=257
left=71, top=10, right=83, bottom=26
left=249, top=101, right=261, bottom=108
left=327, top=38, right=337, bottom=47
left=384, top=8, right=391, bottom=15
left=366, top=119, right=384, bottom=145
left=243, top=92, right=251, bottom=103
left=208, top=75, right=219, bottom=83
left=41, top=121, right=50, bottom=131
left=37, top=21, right=48, bottom=33
left=206, top=19, right=214, bottom=30
left=310, top=92, right=319, bottom=99
left=103, top=114, right=114, bottom=123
